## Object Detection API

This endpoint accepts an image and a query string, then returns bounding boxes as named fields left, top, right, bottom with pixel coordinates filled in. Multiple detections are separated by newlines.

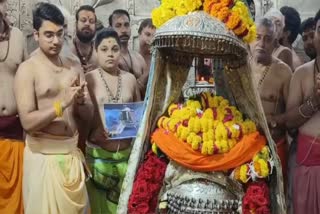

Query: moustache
left=120, top=35, right=129, bottom=39
left=81, top=27, right=92, bottom=32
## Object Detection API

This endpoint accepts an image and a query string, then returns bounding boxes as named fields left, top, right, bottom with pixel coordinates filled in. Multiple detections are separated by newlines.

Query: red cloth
left=276, top=138, right=288, bottom=182
left=0, top=115, right=23, bottom=140
left=296, top=133, right=320, bottom=166
left=294, top=133, right=320, bottom=214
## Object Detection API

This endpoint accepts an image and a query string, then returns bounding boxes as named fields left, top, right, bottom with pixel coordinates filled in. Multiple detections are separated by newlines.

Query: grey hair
left=255, top=17, right=276, bottom=36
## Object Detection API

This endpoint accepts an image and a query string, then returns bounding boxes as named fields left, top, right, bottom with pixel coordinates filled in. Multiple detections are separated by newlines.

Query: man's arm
left=285, top=67, right=318, bottom=129
left=14, top=62, right=81, bottom=133
left=278, top=48, right=293, bottom=71
left=136, top=53, right=149, bottom=93
left=270, top=65, right=292, bottom=127
left=133, top=78, right=142, bottom=102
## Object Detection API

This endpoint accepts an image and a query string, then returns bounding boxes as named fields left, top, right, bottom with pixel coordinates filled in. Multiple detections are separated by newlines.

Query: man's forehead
left=79, top=10, right=95, bottom=18
left=302, top=28, right=315, bottom=35
left=113, top=14, right=130, bottom=23
left=39, top=20, right=63, bottom=32
left=257, top=25, right=274, bottom=36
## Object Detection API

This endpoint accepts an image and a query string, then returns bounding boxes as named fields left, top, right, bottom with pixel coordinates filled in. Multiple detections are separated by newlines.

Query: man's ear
left=33, top=30, right=39, bottom=41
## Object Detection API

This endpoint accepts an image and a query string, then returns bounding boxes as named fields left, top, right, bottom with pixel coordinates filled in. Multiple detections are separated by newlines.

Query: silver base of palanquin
left=166, top=180, right=240, bottom=214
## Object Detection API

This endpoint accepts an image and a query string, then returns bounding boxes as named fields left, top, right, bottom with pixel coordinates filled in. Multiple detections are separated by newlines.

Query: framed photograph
left=103, top=101, right=145, bottom=140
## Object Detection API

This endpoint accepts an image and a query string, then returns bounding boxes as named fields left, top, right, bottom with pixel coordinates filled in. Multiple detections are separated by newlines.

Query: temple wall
left=6, top=0, right=318, bottom=52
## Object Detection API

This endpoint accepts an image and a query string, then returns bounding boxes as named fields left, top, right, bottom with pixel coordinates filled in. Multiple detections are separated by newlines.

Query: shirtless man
left=300, top=17, right=316, bottom=61
left=285, top=9, right=320, bottom=214
left=71, top=5, right=97, bottom=73
left=138, top=18, right=156, bottom=72
left=250, top=17, right=292, bottom=183
left=14, top=3, right=93, bottom=213
left=109, top=9, right=148, bottom=98
left=0, top=1, right=27, bottom=213
left=265, top=8, right=294, bottom=71
left=280, top=6, right=303, bottom=70
left=85, top=29, right=140, bottom=214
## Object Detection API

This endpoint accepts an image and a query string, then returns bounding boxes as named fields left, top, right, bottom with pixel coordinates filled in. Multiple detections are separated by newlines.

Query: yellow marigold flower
left=201, top=141, right=209, bottom=155
left=203, top=108, right=214, bottom=119
left=239, top=164, right=249, bottom=183
left=151, top=6, right=176, bottom=28
left=243, top=24, right=257, bottom=43
left=192, top=135, right=202, bottom=150
left=208, top=139, right=214, bottom=155
left=152, top=143, right=158, bottom=155
left=258, top=159, right=269, bottom=177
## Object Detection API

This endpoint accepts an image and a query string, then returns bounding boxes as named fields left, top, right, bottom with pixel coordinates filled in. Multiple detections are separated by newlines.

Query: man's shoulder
left=131, top=50, right=145, bottom=61
left=294, top=60, right=314, bottom=76
left=120, top=69, right=137, bottom=82
left=272, top=57, right=292, bottom=74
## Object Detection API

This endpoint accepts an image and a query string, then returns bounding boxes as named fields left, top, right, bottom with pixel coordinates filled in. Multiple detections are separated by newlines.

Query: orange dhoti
left=0, top=115, right=24, bottom=214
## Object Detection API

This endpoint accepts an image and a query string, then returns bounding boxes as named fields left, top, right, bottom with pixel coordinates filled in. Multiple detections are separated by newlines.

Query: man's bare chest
left=34, top=68, right=77, bottom=98
left=120, top=55, right=143, bottom=78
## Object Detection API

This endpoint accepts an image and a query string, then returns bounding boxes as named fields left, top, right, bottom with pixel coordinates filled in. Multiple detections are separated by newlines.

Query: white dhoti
left=23, top=133, right=88, bottom=214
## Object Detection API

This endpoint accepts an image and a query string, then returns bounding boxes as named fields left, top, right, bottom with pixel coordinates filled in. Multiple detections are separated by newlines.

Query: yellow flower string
left=154, top=92, right=257, bottom=156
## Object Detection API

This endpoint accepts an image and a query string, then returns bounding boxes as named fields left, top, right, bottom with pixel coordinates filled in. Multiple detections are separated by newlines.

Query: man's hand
left=61, top=77, right=82, bottom=109
left=75, top=81, right=88, bottom=105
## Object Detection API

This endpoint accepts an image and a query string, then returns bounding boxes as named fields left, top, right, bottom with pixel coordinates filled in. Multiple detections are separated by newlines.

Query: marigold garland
left=231, top=146, right=273, bottom=183
left=152, top=0, right=256, bottom=43
left=154, top=92, right=257, bottom=156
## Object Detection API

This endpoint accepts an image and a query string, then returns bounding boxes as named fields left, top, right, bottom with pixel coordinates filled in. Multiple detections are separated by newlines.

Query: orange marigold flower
left=234, top=21, right=248, bottom=35
left=217, top=6, right=230, bottom=21
left=221, top=0, right=234, bottom=7
left=226, top=12, right=241, bottom=30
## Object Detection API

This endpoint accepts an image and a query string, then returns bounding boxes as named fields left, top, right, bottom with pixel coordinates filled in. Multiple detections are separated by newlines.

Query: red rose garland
left=128, top=151, right=168, bottom=214
left=242, top=181, right=271, bottom=214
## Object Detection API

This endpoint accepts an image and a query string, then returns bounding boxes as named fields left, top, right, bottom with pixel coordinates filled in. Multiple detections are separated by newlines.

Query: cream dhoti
left=23, top=133, right=88, bottom=214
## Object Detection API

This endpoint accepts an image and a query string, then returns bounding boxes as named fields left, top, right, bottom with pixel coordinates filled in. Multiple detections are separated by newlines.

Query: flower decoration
left=128, top=151, right=168, bottom=214
left=242, top=181, right=271, bottom=214
left=153, top=92, right=257, bottom=156
left=151, top=0, right=202, bottom=28
left=231, top=146, right=273, bottom=183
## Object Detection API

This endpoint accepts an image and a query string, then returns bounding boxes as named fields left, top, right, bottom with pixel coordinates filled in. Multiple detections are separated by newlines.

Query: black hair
left=138, top=18, right=155, bottom=34
left=280, top=6, right=301, bottom=44
left=95, top=28, right=121, bottom=49
left=75, top=5, right=96, bottom=22
left=108, top=9, right=130, bottom=26
left=300, top=17, right=315, bottom=34
left=33, top=2, right=64, bottom=31
left=315, top=9, right=320, bottom=25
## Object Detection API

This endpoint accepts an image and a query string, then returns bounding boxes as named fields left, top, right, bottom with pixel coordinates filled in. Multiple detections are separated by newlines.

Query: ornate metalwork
left=166, top=180, right=240, bottom=213
left=183, top=85, right=215, bottom=98
left=153, top=12, right=248, bottom=65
